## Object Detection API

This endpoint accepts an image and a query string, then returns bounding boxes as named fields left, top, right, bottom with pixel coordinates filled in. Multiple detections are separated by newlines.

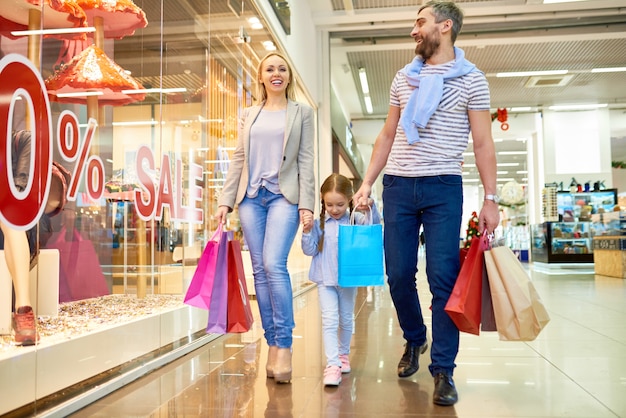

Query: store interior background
left=320, top=0, right=626, bottom=225
left=1, top=0, right=625, bottom=416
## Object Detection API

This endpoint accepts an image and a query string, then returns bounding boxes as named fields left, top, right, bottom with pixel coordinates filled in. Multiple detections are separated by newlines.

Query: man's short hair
left=419, top=1, right=464, bottom=43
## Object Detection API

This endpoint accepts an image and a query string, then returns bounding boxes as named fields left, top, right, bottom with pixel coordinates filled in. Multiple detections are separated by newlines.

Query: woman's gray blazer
left=217, top=100, right=316, bottom=213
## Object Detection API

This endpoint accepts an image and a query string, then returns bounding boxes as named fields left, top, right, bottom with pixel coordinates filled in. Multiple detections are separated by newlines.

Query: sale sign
left=134, top=145, right=203, bottom=224
left=56, top=111, right=105, bottom=201
left=0, top=54, right=53, bottom=231
left=0, top=53, right=204, bottom=230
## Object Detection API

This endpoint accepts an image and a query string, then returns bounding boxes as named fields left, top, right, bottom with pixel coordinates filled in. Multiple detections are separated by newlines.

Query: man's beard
left=415, top=32, right=440, bottom=60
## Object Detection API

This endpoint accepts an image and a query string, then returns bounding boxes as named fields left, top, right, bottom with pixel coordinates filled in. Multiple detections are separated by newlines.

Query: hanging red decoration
left=497, top=108, right=509, bottom=131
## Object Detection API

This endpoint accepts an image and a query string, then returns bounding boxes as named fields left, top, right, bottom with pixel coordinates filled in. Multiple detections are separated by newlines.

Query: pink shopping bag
left=46, top=227, right=109, bottom=302
left=184, top=224, right=227, bottom=310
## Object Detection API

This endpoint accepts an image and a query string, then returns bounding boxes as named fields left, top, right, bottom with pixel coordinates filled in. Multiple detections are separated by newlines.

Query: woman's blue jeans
left=382, top=174, right=463, bottom=376
left=238, top=187, right=299, bottom=349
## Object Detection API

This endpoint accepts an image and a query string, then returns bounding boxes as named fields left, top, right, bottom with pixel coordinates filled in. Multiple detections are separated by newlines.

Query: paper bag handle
left=349, top=203, right=374, bottom=225
left=209, top=222, right=225, bottom=243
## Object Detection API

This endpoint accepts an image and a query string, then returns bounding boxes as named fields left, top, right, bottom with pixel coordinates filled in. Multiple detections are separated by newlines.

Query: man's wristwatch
left=484, top=194, right=500, bottom=204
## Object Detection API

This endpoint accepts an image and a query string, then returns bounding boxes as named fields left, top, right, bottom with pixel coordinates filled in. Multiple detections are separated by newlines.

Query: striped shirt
left=387, top=60, right=491, bottom=177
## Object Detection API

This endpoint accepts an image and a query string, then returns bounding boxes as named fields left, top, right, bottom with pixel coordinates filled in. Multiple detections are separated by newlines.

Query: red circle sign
left=0, top=55, right=53, bottom=230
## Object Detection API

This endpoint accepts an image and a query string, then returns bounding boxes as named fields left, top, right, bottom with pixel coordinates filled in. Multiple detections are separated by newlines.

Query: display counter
left=531, top=190, right=619, bottom=264
left=591, top=212, right=626, bottom=278
left=530, top=221, right=593, bottom=263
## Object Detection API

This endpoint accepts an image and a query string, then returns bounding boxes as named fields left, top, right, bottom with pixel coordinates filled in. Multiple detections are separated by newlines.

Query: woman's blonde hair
left=318, top=173, right=354, bottom=252
left=255, top=52, right=296, bottom=102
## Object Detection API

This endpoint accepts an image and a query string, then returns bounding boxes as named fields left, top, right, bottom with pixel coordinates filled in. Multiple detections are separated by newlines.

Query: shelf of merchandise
left=591, top=212, right=626, bottom=278
left=531, top=221, right=593, bottom=263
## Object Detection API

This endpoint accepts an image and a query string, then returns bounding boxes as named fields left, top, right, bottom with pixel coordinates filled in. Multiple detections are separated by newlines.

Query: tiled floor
left=69, top=258, right=626, bottom=417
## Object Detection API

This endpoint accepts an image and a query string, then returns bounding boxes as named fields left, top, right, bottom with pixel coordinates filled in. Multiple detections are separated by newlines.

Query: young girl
left=301, top=173, right=381, bottom=386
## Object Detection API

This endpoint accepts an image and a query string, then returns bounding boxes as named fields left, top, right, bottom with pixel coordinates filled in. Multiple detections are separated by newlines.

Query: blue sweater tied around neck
left=399, top=46, right=478, bottom=144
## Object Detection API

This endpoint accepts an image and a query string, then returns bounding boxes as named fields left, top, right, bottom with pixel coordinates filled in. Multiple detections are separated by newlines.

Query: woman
left=215, top=52, right=315, bottom=383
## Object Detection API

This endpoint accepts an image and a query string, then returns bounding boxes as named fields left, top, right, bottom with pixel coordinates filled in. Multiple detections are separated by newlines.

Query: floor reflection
left=68, top=261, right=626, bottom=418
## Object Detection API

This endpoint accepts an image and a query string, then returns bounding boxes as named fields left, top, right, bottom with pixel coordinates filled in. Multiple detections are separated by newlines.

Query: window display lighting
left=56, top=90, right=103, bottom=98
left=11, top=27, right=95, bottom=36
left=122, top=87, right=187, bottom=94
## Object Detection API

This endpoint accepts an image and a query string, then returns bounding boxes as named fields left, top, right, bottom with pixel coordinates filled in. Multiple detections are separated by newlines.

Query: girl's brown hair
left=318, top=173, right=354, bottom=252
left=255, top=52, right=296, bottom=102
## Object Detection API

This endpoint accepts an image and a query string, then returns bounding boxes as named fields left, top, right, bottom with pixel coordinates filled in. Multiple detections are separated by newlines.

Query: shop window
left=268, top=0, right=291, bottom=34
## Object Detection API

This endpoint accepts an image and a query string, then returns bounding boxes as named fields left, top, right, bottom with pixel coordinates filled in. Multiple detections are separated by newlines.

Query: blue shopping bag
left=338, top=210, right=384, bottom=287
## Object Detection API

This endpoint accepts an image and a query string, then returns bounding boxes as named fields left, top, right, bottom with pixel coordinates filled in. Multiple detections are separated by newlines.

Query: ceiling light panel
left=330, top=0, right=424, bottom=10
left=347, top=50, right=410, bottom=116
left=525, top=74, right=574, bottom=88
left=591, top=67, right=626, bottom=73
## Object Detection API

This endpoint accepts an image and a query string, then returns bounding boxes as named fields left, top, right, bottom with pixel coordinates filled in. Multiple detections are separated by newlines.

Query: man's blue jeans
left=382, top=174, right=463, bottom=376
left=238, top=187, right=300, bottom=349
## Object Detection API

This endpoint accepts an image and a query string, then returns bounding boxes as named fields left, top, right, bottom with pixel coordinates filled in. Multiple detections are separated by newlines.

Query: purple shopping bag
left=184, top=224, right=227, bottom=310
left=206, top=230, right=233, bottom=333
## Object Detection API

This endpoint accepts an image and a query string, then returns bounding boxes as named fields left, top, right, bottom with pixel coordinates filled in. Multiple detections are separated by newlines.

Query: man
left=353, top=1, right=500, bottom=406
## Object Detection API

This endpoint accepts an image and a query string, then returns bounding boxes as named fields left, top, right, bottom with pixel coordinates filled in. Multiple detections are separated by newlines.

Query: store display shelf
left=0, top=296, right=208, bottom=416
left=531, top=221, right=594, bottom=263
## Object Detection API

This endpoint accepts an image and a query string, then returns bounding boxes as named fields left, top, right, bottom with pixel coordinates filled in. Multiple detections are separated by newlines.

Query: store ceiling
left=31, top=0, right=626, bottom=188
left=311, top=0, right=626, bottom=187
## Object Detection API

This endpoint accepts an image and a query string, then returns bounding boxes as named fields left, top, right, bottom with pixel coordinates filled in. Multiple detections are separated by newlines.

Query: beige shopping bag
left=485, top=246, right=550, bottom=341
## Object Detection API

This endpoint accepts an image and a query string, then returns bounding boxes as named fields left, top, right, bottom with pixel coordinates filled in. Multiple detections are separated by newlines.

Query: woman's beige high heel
left=273, top=347, right=292, bottom=383
left=266, top=345, right=278, bottom=378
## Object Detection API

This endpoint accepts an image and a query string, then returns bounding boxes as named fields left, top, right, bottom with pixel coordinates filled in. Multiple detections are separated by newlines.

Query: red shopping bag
left=226, top=240, right=254, bottom=333
left=46, top=227, right=109, bottom=302
left=459, top=247, right=470, bottom=268
left=206, top=230, right=232, bottom=333
left=184, top=225, right=227, bottom=310
left=445, top=235, right=488, bottom=335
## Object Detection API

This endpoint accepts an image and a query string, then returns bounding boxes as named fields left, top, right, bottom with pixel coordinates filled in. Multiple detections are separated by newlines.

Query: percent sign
left=57, top=111, right=105, bottom=202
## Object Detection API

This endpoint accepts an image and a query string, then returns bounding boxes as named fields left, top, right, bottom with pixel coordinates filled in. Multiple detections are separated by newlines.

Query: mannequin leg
left=0, top=221, right=38, bottom=345
left=1, top=222, right=31, bottom=307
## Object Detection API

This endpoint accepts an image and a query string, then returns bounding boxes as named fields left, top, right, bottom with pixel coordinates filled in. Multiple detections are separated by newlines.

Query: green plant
left=463, top=211, right=479, bottom=249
